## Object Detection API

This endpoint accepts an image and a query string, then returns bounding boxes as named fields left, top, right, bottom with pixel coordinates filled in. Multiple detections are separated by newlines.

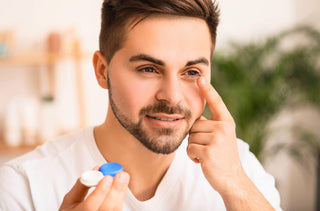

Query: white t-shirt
left=0, top=127, right=282, bottom=211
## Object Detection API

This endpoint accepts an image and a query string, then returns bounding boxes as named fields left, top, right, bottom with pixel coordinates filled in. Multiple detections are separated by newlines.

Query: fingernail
left=118, top=172, right=129, bottom=183
left=198, top=77, right=206, bottom=87
left=103, top=175, right=113, bottom=187
left=92, top=166, right=100, bottom=171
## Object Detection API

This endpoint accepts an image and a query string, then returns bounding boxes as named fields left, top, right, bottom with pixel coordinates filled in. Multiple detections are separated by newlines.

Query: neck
left=94, top=108, right=176, bottom=201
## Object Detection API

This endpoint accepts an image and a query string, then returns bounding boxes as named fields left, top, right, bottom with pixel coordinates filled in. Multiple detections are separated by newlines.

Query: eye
left=138, top=66, right=158, bottom=73
left=184, top=70, right=201, bottom=77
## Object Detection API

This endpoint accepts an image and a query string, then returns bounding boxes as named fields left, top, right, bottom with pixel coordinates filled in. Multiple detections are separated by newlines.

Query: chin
left=140, top=130, right=188, bottom=155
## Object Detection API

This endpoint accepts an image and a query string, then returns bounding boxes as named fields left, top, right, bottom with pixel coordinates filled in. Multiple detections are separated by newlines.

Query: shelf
left=0, top=144, right=39, bottom=153
left=0, top=52, right=91, bottom=67
left=0, top=144, right=39, bottom=165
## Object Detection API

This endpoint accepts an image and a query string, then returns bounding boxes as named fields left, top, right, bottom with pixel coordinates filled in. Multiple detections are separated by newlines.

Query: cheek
left=110, top=74, right=154, bottom=117
left=183, top=83, right=206, bottom=117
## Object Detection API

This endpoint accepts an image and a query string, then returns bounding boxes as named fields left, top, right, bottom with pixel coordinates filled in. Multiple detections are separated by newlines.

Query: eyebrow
left=129, top=54, right=164, bottom=66
left=129, top=54, right=209, bottom=67
left=185, top=58, right=209, bottom=67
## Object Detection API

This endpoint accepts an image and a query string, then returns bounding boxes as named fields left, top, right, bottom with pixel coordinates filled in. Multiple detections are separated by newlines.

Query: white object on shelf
left=20, top=97, right=39, bottom=145
left=38, top=98, right=59, bottom=143
left=4, top=97, right=22, bottom=147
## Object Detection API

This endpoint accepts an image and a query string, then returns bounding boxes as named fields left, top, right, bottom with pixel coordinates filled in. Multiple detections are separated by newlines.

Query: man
left=0, top=0, right=282, bottom=210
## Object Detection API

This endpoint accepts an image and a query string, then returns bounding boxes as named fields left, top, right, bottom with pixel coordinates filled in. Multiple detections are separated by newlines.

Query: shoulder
left=0, top=163, right=34, bottom=210
left=4, top=127, right=94, bottom=168
left=0, top=127, right=96, bottom=210
left=0, top=126, right=95, bottom=186
left=236, top=139, right=282, bottom=211
left=234, top=138, right=274, bottom=185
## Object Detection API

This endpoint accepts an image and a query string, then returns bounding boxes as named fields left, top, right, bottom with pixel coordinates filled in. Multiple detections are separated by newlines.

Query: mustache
left=139, top=101, right=192, bottom=119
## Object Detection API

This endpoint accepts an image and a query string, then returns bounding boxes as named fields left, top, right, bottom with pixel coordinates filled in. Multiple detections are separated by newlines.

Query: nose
left=154, top=76, right=184, bottom=106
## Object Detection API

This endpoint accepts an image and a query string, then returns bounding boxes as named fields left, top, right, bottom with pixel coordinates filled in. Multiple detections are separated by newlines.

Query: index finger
left=83, top=175, right=114, bottom=209
left=60, top=178, right=90, bottom=209
left=197, top=76, right=233, bottom=121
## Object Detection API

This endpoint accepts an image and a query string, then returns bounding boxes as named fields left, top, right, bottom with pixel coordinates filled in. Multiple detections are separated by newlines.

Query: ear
left=93, top=51, right=108, bottom=89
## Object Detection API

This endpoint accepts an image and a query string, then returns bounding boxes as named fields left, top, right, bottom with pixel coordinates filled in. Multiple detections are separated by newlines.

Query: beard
left=107, top=76, right=192, bottom=154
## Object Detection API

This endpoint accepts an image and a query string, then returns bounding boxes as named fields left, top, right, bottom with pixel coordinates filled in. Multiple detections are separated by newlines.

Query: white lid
left=80, top=170, right=104, bottom=187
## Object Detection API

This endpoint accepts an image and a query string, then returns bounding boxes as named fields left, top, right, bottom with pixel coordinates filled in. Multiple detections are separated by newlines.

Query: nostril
left=155, top=97, right=170, bottom=104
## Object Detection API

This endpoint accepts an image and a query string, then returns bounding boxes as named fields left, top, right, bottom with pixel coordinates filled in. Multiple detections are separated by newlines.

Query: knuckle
left=203, top=147, right=212, bottom=157
left=113, top=180, right=123, bottom=191
left=98, top=200, right=116, bottom=211
left=208, top=133, right=216, bottom=140
left=82, top=202, right=96, bottom=211
left=98, top=207, right=111, bottom=211
left=187, top=144, right=198, bottom=158
left=61, top=191, right=73, bottom=205
left=188, top=133, right=195, bottom=141
left=62, top=192, right=70, bottom=202
left=214, top=122, right=227, bottom=132
left=217, top=122, right=233, bottom=134
left=95, top=187, right=108, bottom=196
left=186, top=144, right=194, bottom=153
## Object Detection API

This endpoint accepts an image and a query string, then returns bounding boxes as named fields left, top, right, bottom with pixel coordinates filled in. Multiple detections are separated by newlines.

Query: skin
left=60, top=15, right=275, bottom=211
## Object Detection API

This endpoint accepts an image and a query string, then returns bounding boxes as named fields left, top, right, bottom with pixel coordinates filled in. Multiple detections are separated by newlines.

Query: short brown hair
left=99, top=0, right=220, bottom=63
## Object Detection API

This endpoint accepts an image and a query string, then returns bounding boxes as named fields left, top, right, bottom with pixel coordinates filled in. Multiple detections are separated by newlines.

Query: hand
left=59, top=171, right=130, bottom=211
left=187, top=76, right=245, bottom=193
left=188, top=77, right=275, bottom=210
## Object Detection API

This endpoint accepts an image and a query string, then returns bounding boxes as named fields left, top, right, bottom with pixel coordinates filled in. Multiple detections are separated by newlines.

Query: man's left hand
left=187, top=76, right=245, bottom=194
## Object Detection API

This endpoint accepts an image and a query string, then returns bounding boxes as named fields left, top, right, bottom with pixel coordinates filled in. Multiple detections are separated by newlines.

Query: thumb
left=60, top=178, right=90, bottom=209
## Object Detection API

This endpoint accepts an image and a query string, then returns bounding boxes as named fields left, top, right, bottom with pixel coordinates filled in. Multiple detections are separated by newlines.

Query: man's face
left=106, top=16, right=212, bottom=154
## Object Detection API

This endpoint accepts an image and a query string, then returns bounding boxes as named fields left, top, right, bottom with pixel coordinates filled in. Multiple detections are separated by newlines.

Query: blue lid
left=99, top=163, right=123, bottom=177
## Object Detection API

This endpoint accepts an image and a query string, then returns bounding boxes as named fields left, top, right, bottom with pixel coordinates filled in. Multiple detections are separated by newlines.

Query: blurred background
left=0, top=0, right=319, bottom=210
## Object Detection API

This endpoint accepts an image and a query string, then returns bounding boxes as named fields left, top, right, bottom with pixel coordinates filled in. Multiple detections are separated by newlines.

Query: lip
left=147, top=113, right=184, bottom=120
left=145, top=113, right=184, bottom=128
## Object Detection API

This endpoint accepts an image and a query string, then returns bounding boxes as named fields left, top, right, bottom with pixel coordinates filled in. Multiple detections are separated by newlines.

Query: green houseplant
left=208, top=25, right=320, bottom=159
left=207, top=25, right=320, bottom=209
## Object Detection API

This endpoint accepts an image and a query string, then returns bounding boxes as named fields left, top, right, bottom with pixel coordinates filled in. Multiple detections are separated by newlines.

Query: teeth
left=152, top=117, right=178, bottom=121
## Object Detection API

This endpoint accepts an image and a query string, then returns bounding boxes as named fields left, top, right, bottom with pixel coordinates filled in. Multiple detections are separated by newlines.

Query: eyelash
left=138, top=66, right=158, bottom=73
left=184, top=70, right=201, bottom=77
left=137, top=66, right=202, bottom=79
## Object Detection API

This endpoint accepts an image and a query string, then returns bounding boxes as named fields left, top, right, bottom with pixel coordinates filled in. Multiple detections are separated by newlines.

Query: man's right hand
left=59, top=171, right=130, bottom=211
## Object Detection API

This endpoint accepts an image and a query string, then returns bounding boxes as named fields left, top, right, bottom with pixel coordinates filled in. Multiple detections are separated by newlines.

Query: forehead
left=114, top=15, right=212, bottom=66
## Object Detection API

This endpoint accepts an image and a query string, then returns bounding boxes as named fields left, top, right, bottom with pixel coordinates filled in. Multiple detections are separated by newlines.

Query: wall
left=0, top=0, right=107, bottom=143
left=1, top=0, right=318, bottom=130
left=264, top=104, right=320, bottom=211
left=1, top=0, right=320, bottom=209
left=217, top=0, right=296, bottom=48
